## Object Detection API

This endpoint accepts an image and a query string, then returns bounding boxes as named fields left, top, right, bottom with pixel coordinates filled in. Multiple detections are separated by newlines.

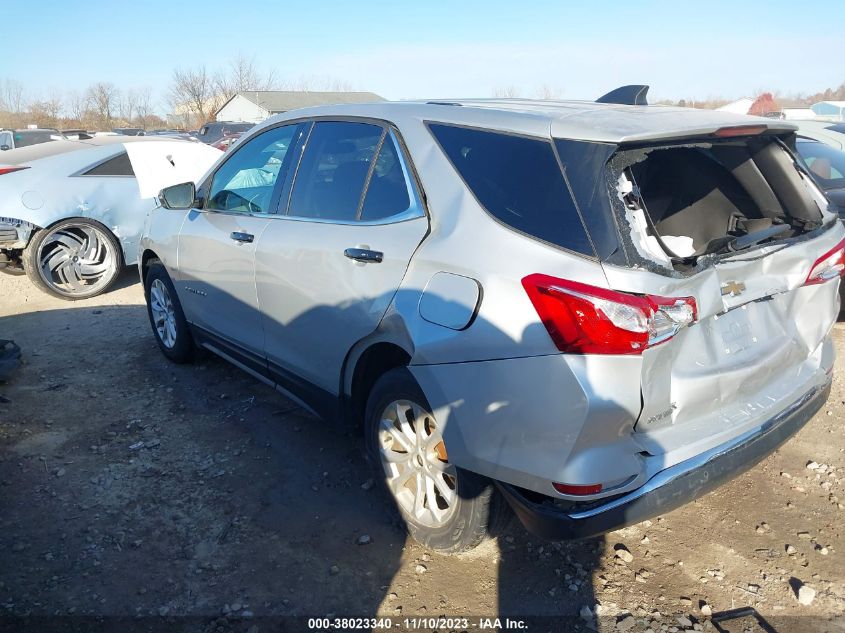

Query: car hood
left=125, top=141, right=222, bottom=198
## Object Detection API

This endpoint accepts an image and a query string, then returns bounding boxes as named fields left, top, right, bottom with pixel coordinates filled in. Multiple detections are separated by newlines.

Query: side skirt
left=189, top=324, right=341, bottom=423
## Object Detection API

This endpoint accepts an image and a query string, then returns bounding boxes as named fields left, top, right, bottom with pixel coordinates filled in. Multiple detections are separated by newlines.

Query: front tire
left=143, top=262, right=194, bottom=363
left=364, top=368, right=509, bottom=553
left=22, top=218, right=123, bottom=300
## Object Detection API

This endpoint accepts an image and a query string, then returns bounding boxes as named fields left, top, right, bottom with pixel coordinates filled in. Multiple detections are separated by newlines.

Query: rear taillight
left=805, top=237, right=845, bottom=286
left=0, top=166, right=29, bottom=176
left=521, top=274, right=697, bottom=355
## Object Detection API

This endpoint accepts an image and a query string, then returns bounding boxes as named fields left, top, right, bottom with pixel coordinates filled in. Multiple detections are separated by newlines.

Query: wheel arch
left=140, top=249, right=162, bottom=284
left=342, top=330, right=415, bottom=428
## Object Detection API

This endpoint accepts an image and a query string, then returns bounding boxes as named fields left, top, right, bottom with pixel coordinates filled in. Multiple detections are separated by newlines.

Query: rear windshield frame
left=605, top=134, right=836, bottom=277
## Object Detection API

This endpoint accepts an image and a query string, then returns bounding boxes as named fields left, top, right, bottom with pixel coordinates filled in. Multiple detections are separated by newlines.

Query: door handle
left=344, top=248, right=383, bottom=263
left=230, top=231, right=254, bottom=243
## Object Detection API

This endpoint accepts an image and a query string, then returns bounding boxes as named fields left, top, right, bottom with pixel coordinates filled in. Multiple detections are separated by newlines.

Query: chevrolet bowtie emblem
left=721, top=281, right=746, bottom=297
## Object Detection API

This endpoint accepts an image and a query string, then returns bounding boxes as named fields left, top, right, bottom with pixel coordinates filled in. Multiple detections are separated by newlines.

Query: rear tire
left=143, top=262, right=195, bottom=363
left=364, top=367, right=509, bottom=553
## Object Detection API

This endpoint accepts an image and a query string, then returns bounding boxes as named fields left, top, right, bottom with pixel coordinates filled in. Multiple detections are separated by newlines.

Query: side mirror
left=159, top=182, right=196, bottom=210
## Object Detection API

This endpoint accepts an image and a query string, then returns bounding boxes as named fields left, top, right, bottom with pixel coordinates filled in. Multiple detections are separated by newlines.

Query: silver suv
left=140, top=98, right=843, bottom=552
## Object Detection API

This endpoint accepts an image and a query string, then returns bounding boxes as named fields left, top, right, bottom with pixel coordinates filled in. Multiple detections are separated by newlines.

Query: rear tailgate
left=595, top=131, right=843, bottom=468
left=604, top=225, right=841, bottom=468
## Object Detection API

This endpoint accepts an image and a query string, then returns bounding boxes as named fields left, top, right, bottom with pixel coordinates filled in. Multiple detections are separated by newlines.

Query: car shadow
left=0, top=294, right=609, bottom=631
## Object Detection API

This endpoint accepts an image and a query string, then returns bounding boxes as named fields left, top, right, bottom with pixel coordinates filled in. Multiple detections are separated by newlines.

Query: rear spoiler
left=597, top=85, right=649, bottom=106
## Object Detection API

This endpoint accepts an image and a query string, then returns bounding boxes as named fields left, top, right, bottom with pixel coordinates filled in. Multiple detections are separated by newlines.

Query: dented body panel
left=138, top=99, right=841, bottom=539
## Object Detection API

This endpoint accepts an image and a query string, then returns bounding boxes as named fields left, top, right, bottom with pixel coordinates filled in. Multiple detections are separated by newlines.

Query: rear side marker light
left=0, top=166, right=29, bottom=176
left=713, top=125, right=767, bottom=138
left=553, top=482, right=603, bottom=495
left=805, top=237, right=845, bottom=286
left=522, top=274, right=697, bottom=355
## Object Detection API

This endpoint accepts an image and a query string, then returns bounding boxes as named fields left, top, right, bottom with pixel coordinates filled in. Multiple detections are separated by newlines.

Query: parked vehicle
left=0, top=128, right=64, bottom=150
left=795, top=137, right=845, bottom=214
left=196, top=121, right=255, bottom=145
left=112, top=127, right=145, bottom=136
left=145, top=129, right=197, bottom=141
left=140, top=98, right=842, bottom=551
left=61, top=129, right=94, bottom=140
left=211, top=132, right=244, bottom=151
left=792, top=120, right=845, bottom=150
left=0, top=137, right=221, bottom=298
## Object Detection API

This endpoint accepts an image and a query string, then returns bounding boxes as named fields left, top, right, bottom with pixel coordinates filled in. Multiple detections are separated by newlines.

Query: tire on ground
left=364, top=367, right=510, bottom=553
left=143, top=261, right=195, bottom=363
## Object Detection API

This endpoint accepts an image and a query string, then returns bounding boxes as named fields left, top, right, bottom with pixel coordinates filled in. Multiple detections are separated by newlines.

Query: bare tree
left=169, top=66, right=218, bottom=128
left=120, top=88, right=139, bottom=125
left=492, top=85, right=521, bottom=98
left=535, top=84, right=563, bottom=100
left=2, top=79, right=26, bottom=114
left=215, top=53, right=276, bottom=101
left=67, top=90, right=90, bottom=126
left=135, top=87, right=153, bottom=130
left=87, top=82, right=120, bottom=128
left=27, top=89, right=63, bottom=127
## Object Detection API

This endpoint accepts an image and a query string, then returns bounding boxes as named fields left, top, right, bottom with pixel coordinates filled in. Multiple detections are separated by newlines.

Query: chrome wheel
left=378, top=400, right=458, bottom=528
left=36, top=223, right=116, bottom=296
left=149, top=279, right=177, bottom=349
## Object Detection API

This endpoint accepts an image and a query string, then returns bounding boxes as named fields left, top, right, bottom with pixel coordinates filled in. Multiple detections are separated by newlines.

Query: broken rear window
left=611, top=137, right=825, bottom=269
left=428, top=123, right=595, bottom=257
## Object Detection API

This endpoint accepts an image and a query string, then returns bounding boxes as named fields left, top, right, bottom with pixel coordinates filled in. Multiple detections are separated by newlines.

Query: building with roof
left=215, top=91, right=385, bottom=123
left=781, top=108, right=815, bottom=120
left=811, top=101, right=845, bottom=121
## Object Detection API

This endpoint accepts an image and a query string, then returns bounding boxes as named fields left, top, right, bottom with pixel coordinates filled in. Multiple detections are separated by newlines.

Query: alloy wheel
left=149, top=279, right=177, bottom=349
left=377, top=399, right=458, bottom=528
left=36, top=224, right=116, bottom=296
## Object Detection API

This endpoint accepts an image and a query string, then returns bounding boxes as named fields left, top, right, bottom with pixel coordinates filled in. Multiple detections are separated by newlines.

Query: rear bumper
left=498, top=378, right=831, bottom=541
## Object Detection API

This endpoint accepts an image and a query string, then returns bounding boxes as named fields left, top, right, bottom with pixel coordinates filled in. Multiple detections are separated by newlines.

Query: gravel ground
left=1, top=270, right=844, bottom=632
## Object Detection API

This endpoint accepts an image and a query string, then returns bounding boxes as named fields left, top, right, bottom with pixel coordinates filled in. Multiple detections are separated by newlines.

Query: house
left=215, top=91, right=385, bottom=123
left=811, top=101, right=845, bottom=122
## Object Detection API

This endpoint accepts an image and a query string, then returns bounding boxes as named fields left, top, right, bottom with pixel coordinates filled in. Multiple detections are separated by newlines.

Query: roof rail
left=596, top=85, right=649, bottom=106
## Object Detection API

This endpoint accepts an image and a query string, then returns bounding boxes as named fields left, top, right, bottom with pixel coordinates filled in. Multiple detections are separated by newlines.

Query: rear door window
left=287, top=121, right=384, bottom=221
left=428, top=123, right=594, bottom=256
left=359, top=133, right=412, bottom=221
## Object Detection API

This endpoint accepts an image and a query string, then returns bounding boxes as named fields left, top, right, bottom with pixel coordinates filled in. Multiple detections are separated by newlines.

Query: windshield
left=796, top=138, right=845, bottom=191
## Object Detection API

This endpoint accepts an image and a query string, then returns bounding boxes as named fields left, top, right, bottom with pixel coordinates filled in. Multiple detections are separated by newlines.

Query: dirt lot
left=1, top=270, right=845, bottom=633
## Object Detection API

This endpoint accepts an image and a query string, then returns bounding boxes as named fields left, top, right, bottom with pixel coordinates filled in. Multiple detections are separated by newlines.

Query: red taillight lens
left=805, top=237, right=845, bottom=286
left=0, top=166, right=29, bottom=176
left=713, top=125, right=767, bottom=138
left=521, top=274, right=697, bottom=355
left=553, top=482, right=603, bottom=496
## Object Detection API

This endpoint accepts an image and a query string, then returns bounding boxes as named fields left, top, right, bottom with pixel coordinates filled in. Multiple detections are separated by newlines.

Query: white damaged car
left=0, top=137, right=221, bottom=299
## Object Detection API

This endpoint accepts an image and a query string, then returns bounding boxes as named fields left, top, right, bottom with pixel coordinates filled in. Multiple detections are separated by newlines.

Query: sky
left=1, top=0, right=843, bottom=114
